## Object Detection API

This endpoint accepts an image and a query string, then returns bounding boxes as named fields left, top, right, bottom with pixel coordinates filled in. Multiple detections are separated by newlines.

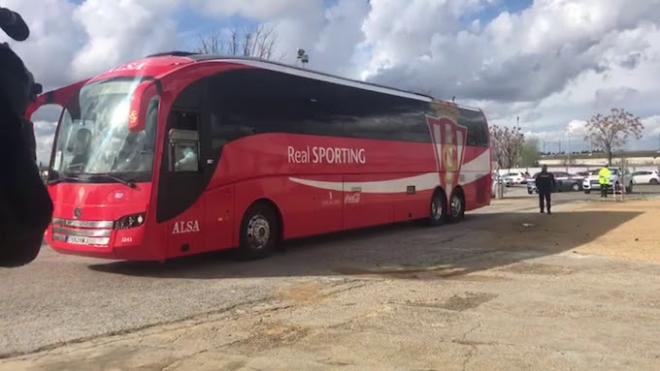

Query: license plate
left=66, top=236, right=109, bottom=246
left=67, top=236, right=90, bottom=245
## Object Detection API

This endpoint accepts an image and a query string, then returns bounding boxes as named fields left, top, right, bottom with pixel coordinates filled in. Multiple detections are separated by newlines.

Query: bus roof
left=186, top=53, right=433, bottom=103
left=145, top=52, right=484, bottom=112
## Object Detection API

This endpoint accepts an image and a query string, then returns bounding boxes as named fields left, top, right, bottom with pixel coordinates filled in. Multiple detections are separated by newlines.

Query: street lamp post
left=565, top=135, right=570, bottom=173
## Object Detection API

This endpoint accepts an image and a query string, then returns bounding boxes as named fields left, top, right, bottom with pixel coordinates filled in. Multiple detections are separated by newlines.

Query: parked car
left=555, top=172, right=585, bottom=192
left=582, top=168, right=631, bottom=194
left=631, top=170, right=660, bottom=185
left=527, top=172, right=583, bottom=194
left=502, top=172, right=527, bottom=187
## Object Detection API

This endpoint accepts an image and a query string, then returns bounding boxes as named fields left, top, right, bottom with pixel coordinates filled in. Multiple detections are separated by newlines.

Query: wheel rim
left=451, top=194, right=463, bottom=217
left=431, top=197, right=442, bottom=220
left=246, top=214, right=270, bottom=249
left=572, top=183, right=579, bottom=191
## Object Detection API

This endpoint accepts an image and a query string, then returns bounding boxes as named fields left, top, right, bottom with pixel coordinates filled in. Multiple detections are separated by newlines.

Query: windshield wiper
left=96, top=174, right=138, bottom=189
left=48, top=172, right=138, bottom=189
left=47, top=171, right=82, bottom=185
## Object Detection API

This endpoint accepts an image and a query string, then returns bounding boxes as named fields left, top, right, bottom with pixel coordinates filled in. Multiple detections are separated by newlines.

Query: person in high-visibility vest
left=599, top=166, right=612, bottom=198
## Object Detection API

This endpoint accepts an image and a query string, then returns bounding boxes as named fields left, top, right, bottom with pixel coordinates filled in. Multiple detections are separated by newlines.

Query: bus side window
left=172, top=140, right=199, bottom=172
left=171, top=111, right=199, bottom=131
left=168, top=110, right=200, bottom=173
left=458, top=108, right=489, bottom=147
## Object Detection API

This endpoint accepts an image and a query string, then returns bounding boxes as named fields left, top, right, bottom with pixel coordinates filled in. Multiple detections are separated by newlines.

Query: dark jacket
left=0, top=43, right=53, bottom=266
left=535, top=171, right=556, bottom=193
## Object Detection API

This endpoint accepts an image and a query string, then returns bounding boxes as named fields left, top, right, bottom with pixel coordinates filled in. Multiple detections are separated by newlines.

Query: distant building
left=539, top=150, right=660, bottom=168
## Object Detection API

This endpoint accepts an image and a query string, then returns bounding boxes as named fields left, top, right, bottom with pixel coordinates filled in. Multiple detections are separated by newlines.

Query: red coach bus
left=28, top=53, right=492, bottom=261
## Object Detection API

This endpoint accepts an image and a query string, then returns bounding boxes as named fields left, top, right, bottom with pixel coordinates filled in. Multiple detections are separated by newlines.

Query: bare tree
left=196, top=24, right=279, bottom=60
left=489, top=125, right=525, bottom=170
left=584, top=108, right=644, bottom=166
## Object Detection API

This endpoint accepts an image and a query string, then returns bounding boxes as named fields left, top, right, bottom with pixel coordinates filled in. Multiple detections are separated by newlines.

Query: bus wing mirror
left=129, top=82, right=158, bottom=133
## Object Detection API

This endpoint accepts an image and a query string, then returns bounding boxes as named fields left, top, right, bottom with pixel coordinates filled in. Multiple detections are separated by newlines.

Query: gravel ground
left=1, top=197, right=660, bottom=370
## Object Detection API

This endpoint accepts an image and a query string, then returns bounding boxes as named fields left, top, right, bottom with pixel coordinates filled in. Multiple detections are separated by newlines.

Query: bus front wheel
left=445, top=191, right=465, bottom=223
left=239, top=203, right=279, bottom=259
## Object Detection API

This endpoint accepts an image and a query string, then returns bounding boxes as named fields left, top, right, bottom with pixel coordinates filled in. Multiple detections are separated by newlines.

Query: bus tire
left=428, top=190, right=447, bottom=226
left=239, top=202, right=279, bottom=260
left=445, top=190, right=465, bottom=223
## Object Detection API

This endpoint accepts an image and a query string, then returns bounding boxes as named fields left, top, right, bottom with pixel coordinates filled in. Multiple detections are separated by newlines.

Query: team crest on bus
left=426, top=115, right=467, bottom=190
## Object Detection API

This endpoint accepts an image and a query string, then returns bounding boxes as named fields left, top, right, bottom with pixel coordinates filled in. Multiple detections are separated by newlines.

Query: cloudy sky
left=5, top=0, right=660, bottom=164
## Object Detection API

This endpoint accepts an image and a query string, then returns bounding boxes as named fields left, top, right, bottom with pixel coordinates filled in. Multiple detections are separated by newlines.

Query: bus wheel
left=445, top=191, right=465, bottom=223
left=428, top=191, right=447, bottom=226
left=239, top=203, right=279, bottom=259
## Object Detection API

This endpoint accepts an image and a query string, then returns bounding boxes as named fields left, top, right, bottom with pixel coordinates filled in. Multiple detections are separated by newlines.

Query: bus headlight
left=114, top=213, right=146, bottom=230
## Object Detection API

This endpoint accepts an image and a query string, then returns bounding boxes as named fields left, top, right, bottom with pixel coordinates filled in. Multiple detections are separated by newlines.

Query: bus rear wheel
left=428, top=191, right=447, bottom=226
left=239, top=203, right=279, bottom=259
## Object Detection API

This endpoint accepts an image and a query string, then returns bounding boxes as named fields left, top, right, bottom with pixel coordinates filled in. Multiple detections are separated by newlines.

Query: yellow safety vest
left=599, top=168, right=611, bottom=185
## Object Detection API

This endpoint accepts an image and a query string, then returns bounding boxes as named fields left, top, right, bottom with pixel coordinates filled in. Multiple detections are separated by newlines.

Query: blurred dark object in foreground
left=0, top=7, right=52, bottom=267
left=0, top=7, right=29, bottom=41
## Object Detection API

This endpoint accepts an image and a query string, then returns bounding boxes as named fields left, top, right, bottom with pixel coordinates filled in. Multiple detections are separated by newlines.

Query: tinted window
left=206, top=69, right=431, bottom=145
left=157, top=79, right=211, bottom=222
left=458, top=108, right=489, bottom=147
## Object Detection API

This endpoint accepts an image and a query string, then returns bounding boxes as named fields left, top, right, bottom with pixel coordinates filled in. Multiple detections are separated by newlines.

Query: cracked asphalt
left=2, top=195, right=660, bottom=370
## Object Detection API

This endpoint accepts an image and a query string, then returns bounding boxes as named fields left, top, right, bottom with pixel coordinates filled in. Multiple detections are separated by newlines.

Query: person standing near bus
left=535, top=165, right=555, bottom=214
left=599, top=166, right=611, bottom=198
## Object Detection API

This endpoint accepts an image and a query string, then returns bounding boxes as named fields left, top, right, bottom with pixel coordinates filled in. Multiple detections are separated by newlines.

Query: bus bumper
left=46, top=219, right=158, bottom=261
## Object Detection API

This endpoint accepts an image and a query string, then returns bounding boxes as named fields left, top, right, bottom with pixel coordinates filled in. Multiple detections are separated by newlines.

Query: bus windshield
left=51, top=79, right=157, bottom=183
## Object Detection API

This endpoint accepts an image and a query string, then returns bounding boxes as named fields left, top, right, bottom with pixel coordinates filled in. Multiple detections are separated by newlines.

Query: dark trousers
left=600, top=184, right=609, bottom=198
left=539, top=191, right=551, bottom=213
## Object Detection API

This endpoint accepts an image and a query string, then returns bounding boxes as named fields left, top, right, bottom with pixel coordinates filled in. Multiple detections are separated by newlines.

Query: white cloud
left=361, top=0, right=660, bottom=103
left=642, top=115, right=660, bottom=137
left=305, top=0, right=370, bottom=76
left=567, top=120, right=587, bottom=137
left=189, top=0, right=370, bottom=76
left=189, top=0, right=317, bottom=20
left=6, top=0, right=660, bottom=165
left=71, top=0, right=180, bottom=79
left=4, top=0, right=83, bottom=88
left=5, top=0, right=183, bottom=165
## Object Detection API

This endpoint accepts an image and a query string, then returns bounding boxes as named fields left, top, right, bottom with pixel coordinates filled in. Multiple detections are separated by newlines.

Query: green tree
left=520, top=137, right=540, bottom=167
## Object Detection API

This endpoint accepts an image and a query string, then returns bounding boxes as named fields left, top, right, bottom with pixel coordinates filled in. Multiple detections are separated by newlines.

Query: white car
left=582, top=168, right=630, bottom=193
left=502, top=172, right=527, bottom=186
left=631, top=170, right=659, bottom=185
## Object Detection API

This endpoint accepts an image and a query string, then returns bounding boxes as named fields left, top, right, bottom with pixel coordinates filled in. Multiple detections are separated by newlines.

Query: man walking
left=599, top=166, right=611, bottom=198
left=535, top=165, right=555, bottom=214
